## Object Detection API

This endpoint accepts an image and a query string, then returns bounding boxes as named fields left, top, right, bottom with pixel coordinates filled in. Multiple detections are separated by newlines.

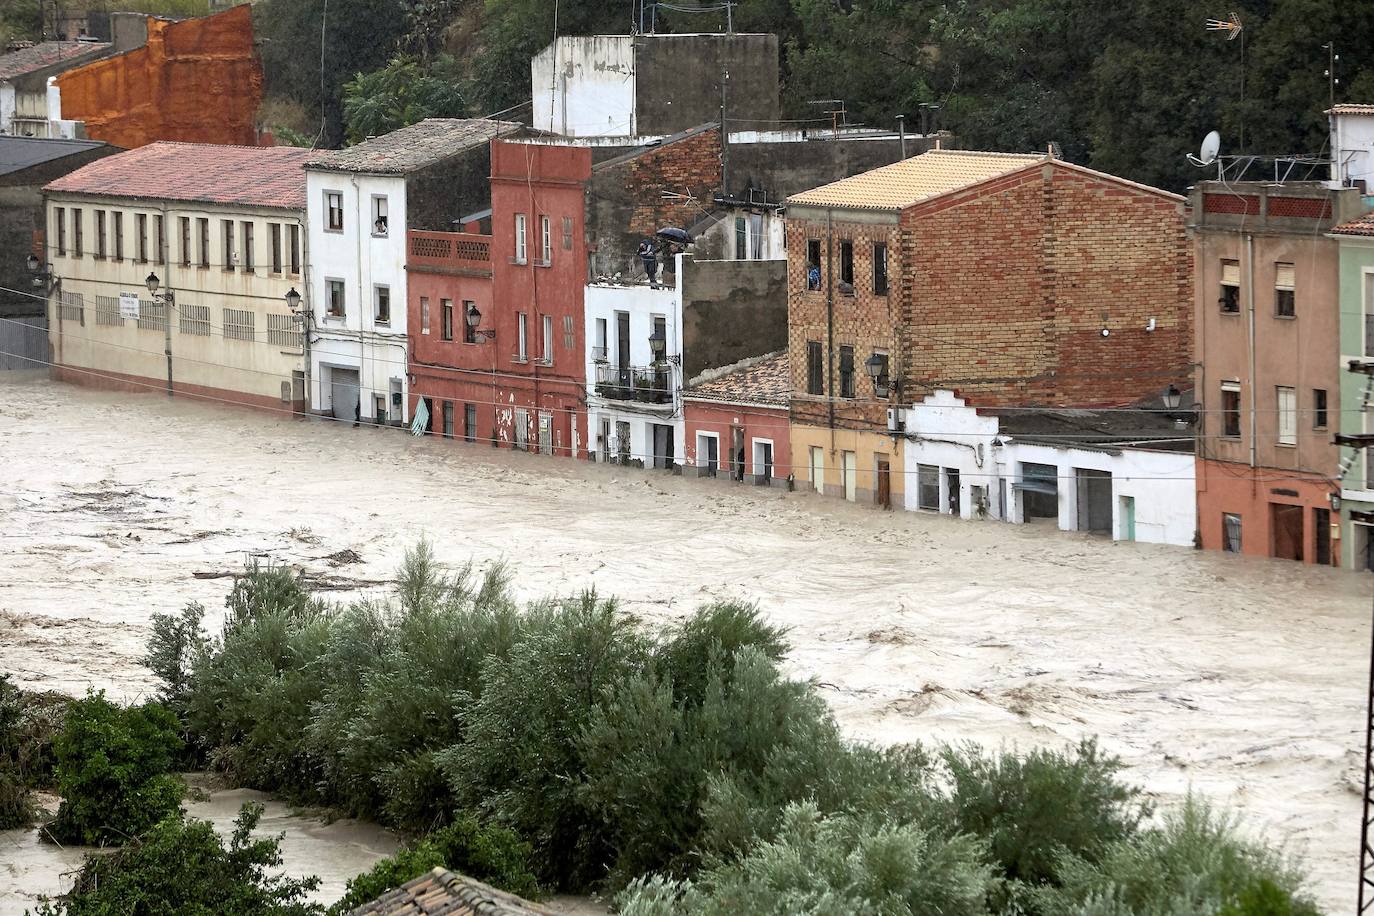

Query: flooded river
left=0, top=375, right=1367, bottom=912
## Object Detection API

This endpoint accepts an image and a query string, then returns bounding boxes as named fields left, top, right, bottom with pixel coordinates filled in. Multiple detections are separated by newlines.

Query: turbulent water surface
left=0, top=375, right=1367, bottom=912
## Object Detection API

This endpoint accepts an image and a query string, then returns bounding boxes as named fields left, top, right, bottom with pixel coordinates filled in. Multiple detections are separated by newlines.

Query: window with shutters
left=95, top=295, right=122, bottom=326
left=514, top=214, right=528, bottom=264
left=222, top=219, right=235, bottom=270
left=198, top=218, right=210, bottom=268
left=1221, top=382, right=1241, bottom=437
left=72, top=208, right=83, bottom=257
left=95, top=209, right=106, bottom=258
left=112, top=211, right=123, bottom=260
left=1313, top=388, right=1328, bottom=429
left=1274, top=262, right=1295, bottom=317
left=179, top=304, right=210, bottom=336
left=420, top=297, right=430, bottom=334
left=839, top=345, right=855, bottom=398
left=241, top=221, right=255, bottom=271
left=1219, top=259, right=1240, bottom=313
left=154, top=215, right=164, bottom=265
left=180, top=217, right=191, bottom=266
left=542, top=314, right=554, bottom=365
left=55, top=207, right=66, bottom=255
left=563, top=315, right=575, bottom=350
left=267, top=313, right=300, bottom=347
left=270, top=223, right=282, bottom=274
left=289, top=224, right=301, bottom=275
left=562, top=215, right=574, bottom=250
left=224, top=308, right=255, bottom=341
left=806, top=340, right=823, bottom=395
left=135, top=213, right=147, bottom=262
left=1276, top=386, right=1296, bottom=445
left=517, top=312, right=528, bottom=360
left=539, top=215, right=552, bottom=265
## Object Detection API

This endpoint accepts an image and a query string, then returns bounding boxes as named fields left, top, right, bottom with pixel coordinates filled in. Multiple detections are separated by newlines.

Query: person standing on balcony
left=638, top=239, right=659, bottom=285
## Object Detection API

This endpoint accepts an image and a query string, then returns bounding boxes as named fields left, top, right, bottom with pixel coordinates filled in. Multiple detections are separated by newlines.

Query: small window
left=918, top=464, right=939, bottom=510
left=515, top=213, right=527, bottom=264
left=735, top=217, right=747, bottom=260
left=839, top=240, right=854, bottom=292
left=374, top=285, right=390, bottom=324
left=562, top=215, right=574, bottom=250
left=462, top=300, right=476, bottom=344
left=326, top=279, right=345, bottom=317
left=540, top=215, right=552, bottom=264
left=873, top=242, right=888, bottom=295
left=517, top=311, right=528, bottom=360
left=542, top=314, right=554, bottom=364
left=222, top=219, right=235, bottom=270
left=420, top=296, right=431, bottom=335
left=372, top=196, right=388, bottom=236
left=1220, top=259, right=1240, bottom=313
left=1276, top=385, right=1296, bottom=445
left=198, top=218, right=210, bottom=268
left=1222, top=513, right=1242, bottom=553
left=441, top=299, right=454, bottom=340
left=154, top=215, right=165, bottom=265
left=806, top=239, right=821, bottom=290
left=55, top=207, right=66, bottom=255
left=289, top=224, right=301, bottom=275
left=839, top=345, right=855, bottom=399
left=95, top=209, right=106, bottom=258
left=1221, top=383, right=1241, bottom=437
left=1275, top=262, right=1295, bottom=317
left=594, top=317, right=608, bottom=361
left=806, top=340, right=823, bottom=395
left=135, top=213, right=147, bottom=262
left=326, top=191, right=344, bottom=231
left=112, top=211, right=123, bottom=261
left=72, top=208, right=83, bottom=257
left=180, top=217, right=191, bottom=267
left=241, top=221, right=254, bottom=272
left=270, top=223, right=283, bottom=274
left=1314, top=388, right=1328, bottom=429
left=464, top=404, right=477, bottom=443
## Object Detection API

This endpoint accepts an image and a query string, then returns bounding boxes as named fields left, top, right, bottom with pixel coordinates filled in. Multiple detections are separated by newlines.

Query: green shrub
left=653, top=601, right=788, bottom=706
left=440, top=592, right=652, bottom=890
left=47, top=692, right=184, bottom=846
left=330, top=813, right=539, bottom=913
left=1034, top=796, right=1319, bottom=916
left=0, top=674, right=33, bottom=828
left=941, top=738, right=1146, bottom=888
left=143, top=602, right=207, bottom=717
left=617, top=801, right=995, bottom=916
left=33, top=803, right=322, bottom=915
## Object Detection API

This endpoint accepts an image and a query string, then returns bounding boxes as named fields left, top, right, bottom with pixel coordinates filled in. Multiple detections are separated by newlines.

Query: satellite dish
left=1187, top=130, right=1221, bottom=168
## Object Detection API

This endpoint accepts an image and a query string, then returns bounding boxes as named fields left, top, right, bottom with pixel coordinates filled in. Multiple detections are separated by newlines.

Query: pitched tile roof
left=349, top=868, right=551, bottom=916
left=685, top=351, right=789, bottom=407
left=44, top=141, right=310, bottom=210
left=308, top=119, right=524, bottom=174
left=0, top=41, right=110, bottom=80
left=1328, top=104, right=1374, bottom=115
left=1332, top=211, right=1374, bottom=237
left=785, top=149, right=1045, bottom=211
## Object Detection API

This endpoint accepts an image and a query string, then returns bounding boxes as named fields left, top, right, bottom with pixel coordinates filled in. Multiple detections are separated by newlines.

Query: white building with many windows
left=41, top=141, right=309, bottom=408
left=304, top=118, right=521, bottom=424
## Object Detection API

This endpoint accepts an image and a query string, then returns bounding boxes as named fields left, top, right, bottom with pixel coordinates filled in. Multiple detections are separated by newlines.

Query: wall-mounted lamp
left=866, top=352, right=891, bottom=399
left=466, top=304, right=495, bottom=343
left=26, top=253, right=59, bottom=294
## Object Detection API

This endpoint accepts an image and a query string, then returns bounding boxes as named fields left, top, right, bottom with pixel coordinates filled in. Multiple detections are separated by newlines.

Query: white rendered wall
left=1331, top=110, right=1374, bottom=189
left=531, top=36, right=636, bottom=138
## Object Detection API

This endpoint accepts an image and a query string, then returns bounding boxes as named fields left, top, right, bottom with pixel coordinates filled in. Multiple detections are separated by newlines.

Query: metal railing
left=594, top=363, right=672, bottom=404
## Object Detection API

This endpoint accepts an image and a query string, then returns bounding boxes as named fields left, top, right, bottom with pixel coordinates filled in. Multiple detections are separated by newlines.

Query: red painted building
left=683, top=352, right=791, bottom=486
left=409, top=140, right=592, bottom=456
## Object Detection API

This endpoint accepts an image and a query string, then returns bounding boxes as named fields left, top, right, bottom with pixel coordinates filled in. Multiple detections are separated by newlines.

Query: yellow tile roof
left=786, top=149, right=1046, bottom=211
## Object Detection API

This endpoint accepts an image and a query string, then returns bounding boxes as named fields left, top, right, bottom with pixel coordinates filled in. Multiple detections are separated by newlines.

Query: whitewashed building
left=902, top=390, right=1196, bottom=547
left=304, top=118, right=520, bottom=423
left=0, top=41, right=110, bottom=139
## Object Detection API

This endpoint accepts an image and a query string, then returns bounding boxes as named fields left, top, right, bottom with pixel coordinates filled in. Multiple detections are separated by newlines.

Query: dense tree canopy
left=247, top=0, right=1374, bottom=188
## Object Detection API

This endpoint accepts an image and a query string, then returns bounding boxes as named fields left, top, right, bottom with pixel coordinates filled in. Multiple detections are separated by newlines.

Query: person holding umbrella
left=637, top=238, right=659, bottom=285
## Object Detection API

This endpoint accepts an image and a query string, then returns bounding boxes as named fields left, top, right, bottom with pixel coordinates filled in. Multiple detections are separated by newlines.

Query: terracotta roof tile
left=308, top=119, right=524, bottom=174
left=0, top=41, right=110, bottom=80
left=785, top=149, right=1044, bottom=211
left=349, top=868, right=551, bottom=916
left=1328, top=104, right=1374, bottom=115
left=44, top=141, right=310, bottom=210
left=1332, top=211, right=1374, bottom=237
left=686, top=351, right=789, bottom=407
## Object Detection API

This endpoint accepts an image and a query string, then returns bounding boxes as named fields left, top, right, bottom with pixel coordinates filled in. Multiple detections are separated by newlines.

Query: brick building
left=784, top=149, right=1192, bottom=508
left=683, top=351, right=791, bottom=485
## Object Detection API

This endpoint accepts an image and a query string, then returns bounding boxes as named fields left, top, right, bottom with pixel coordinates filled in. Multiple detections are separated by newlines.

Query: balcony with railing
left=407, top=230, right=492, bottom=276
left=594, top=362, right=672, bottom=405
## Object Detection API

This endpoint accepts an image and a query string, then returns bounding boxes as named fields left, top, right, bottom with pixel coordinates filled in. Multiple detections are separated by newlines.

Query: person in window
left=373, top=215, right=388, bottom=236
left=638, top=239, right=658, bottom=285
left=807, top=262, right=821, bottom=291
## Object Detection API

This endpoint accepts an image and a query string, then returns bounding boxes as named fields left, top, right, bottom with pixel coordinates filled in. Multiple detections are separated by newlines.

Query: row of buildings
left=17, top=26, right=1374, bottom=568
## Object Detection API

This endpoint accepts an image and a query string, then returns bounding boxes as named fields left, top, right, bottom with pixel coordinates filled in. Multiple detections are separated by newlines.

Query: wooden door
left=876, top=458, right=891, bottom=509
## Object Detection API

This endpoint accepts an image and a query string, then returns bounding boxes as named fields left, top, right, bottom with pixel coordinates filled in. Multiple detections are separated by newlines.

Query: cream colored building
left=41, top=141, right=310, bottom=409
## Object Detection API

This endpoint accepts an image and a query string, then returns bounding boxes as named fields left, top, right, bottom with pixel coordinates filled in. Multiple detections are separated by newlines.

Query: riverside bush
left=0, top=674, right=71, bottom=828
left=34, top=804, right=322, bottom=916
left=47, top=691, right=183, bottom=846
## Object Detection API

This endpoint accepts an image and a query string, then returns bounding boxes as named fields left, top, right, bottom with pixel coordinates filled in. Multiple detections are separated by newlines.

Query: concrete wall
left=55, top=6, right=263, bottom=148
left=0, top=315, right=45, bottom=370
left=1331, top=109, right=1374, bottom=188
left=790, top=424, right=903, bottom=507
left=728, top=133, right=926, bottom=201
left=532, top=36, right=636, bottom=138
left=680, top=256, right=786, bottom=379
left=633, top=33, right=778, bottom=137
left=307, top=170, right=409, bottom=420
left=45, top=192, right=305, bottom=407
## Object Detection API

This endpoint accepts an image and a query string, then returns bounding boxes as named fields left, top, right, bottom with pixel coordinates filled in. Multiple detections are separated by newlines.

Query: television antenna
left=1204, top=12, right=1242, bottom=39
left=1205, top=12, right=1246, bottom=150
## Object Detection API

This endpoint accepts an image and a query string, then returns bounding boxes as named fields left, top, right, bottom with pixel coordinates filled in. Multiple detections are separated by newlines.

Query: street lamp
left=25, top=254, right=40, bottom=273
left=1162, top=384, right=1182, bottom=411
left=144, top=272, right=174, bottom=397
left=466, top=303, right=495, bottom=343
left=25, top=254, right=57, bottom=293
left=866, top=352, right=890, bottom=398
left=285, top=287, right=302, bottom=312
left=145, top=271, right=160, bottom=296
left=648, top=327, right=666, bottom=362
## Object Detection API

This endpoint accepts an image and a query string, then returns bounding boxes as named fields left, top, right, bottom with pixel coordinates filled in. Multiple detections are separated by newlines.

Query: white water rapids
left=0, top=374, right=1367, bottom=913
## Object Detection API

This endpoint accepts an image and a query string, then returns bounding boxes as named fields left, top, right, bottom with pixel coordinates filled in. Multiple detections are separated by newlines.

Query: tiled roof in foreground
left=1332, top=210, right=1374, bottom=237
left=785, top=149, right=1044, bottom=211
left=349, top=868, right=551, bottom=916
left=308, top=119, right=524, bottom=174
left=44, top=142, right=310, bottom=210
left=686, top=351, right=789, bottom=408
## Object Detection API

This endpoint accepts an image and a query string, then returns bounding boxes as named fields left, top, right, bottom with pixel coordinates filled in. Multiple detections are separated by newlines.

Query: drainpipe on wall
left=351, top=177, right=366, bottom=419
left=826, top=208, right=835, bottom=454
left=298, top=215, right=313, bottom=415
left=1246, top=232, right=1256, bottom=469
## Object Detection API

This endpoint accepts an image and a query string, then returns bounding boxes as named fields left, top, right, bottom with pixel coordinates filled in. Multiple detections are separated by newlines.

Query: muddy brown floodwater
left=0, top=374, right=1368, bottom=912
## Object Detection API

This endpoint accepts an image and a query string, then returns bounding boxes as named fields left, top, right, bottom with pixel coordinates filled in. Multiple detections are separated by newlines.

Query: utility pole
left=896, top=114, right=906, bottom=159
left=720, top=67, right=729, bottom=195
left=1324, top=42, right=1340, bottom=109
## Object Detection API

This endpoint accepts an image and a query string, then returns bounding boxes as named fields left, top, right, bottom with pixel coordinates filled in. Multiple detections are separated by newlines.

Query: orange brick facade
left=787, top=161, right=1193, bottom=418
left=55, top=6, right=263, bottom=149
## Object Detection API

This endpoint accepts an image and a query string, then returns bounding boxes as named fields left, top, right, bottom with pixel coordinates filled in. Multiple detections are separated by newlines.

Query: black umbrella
left=655, top=227, right=693, bottom=245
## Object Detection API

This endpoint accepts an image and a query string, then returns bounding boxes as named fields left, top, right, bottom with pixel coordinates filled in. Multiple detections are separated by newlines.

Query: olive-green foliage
left=328, top=813, right=539, bottom=913
left=942, top=738, right=1147, bottom=888
left=47, top=692, right=184, bottom=847
left=342, top=55, right=469, bottom=145
left=617, top=801, right=995, bottom=916
left=0, top=674, right=34, bottom=828
left=440, top=591, right=652, bottom=890
left=143, top=602, right=206, bottom=717
left=33, top=803, right=322, bottom=916
left=1034, top=796, right=1320, bottom=916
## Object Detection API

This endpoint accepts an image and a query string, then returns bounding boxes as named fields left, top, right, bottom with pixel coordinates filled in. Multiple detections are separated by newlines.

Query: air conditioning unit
left=887, top=406, right=906, bottom=432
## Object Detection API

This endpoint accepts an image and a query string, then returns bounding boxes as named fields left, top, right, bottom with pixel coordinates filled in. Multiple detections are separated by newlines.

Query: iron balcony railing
left=594, top=362, right=672, bottom=404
